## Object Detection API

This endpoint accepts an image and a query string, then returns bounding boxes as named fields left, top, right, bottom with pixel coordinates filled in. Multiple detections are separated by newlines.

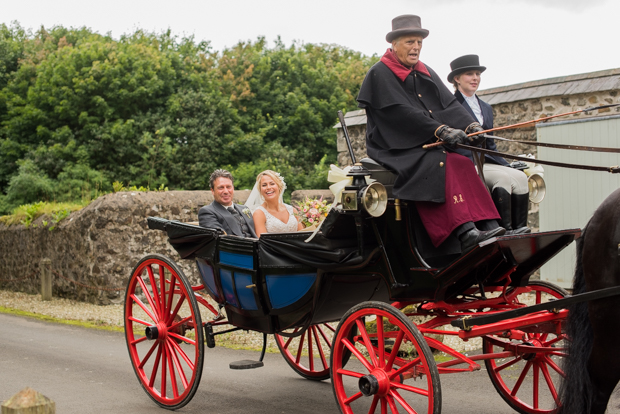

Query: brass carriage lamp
left=337, top=111, right=388, bottom=217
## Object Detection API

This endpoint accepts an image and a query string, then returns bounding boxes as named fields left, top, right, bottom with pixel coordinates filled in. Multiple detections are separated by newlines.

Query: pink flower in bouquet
left=294, top=196, right=332, bottom=228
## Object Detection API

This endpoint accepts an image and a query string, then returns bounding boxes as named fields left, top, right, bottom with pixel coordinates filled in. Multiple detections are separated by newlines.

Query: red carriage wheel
left=331, top=301, right=441, bottom=414
left=483, top=280, right=568, bottom=414
left=275, top=323, right=337, bottom=380
left=124, top=254, right=204, bottom=410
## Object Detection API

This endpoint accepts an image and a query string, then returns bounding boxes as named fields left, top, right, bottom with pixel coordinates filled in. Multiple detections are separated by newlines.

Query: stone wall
left=0, top=189, right=334, bottom=304
left=0, top=191, right=215, bottom=304
left=484, top=90, right=620, bottom=156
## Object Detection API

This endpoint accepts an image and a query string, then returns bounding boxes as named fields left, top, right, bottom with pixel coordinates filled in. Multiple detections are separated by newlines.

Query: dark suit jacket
left=198, top=201, right=257, bottom=238
left=454, top=90, right=509, bottom=166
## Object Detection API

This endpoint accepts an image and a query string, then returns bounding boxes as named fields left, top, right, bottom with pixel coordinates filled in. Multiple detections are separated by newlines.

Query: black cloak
left=357, top=61, right=476, bottom=202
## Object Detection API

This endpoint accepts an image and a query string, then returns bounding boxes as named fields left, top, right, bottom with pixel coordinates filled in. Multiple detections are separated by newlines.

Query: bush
left=3, top=160, right=54, bottom=212
left=54, top=163, right=111, bottom=202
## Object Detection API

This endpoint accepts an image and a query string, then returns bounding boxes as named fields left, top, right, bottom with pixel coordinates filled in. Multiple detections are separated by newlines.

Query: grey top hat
left=386, top=15, right=429, bottom=42
left=447, top=54, right=486, bottom=84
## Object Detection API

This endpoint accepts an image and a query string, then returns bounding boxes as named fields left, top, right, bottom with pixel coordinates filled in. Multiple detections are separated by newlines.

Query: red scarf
left=380, top=48, right=430, bottom=82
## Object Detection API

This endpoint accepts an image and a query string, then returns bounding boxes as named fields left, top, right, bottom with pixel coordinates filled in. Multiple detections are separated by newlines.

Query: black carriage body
left=148, top=192, right=578, bottom=335
left=150, top=216, right=392, bottom=334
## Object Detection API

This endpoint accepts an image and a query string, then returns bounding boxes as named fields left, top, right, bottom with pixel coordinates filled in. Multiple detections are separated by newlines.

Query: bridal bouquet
left=295, top=196, right=331, bottom=229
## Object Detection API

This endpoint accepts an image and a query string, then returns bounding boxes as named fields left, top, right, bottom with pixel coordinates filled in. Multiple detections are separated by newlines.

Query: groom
left=198, top=169, right=257, bottom=238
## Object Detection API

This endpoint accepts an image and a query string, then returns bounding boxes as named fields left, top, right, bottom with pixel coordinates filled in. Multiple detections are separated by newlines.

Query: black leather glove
left=465, top=122, right=486, bottom=146
left=435, top=125, right=468, bottom=149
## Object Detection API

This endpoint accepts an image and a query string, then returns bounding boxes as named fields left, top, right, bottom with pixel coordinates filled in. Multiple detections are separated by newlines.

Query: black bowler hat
left=447, top=54, right=486, bottom=84
left=386, top=15, right=429, bottom=42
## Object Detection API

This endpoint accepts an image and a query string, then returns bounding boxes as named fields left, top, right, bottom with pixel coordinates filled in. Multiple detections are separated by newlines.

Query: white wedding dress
left=255, top=205, right=298, bottom=233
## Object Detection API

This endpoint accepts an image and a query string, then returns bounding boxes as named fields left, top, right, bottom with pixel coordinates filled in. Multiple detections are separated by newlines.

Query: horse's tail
left=558, top=223, right=593, bottom=414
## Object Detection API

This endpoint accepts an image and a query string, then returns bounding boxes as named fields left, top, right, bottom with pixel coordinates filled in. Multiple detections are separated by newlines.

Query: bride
left=245, top=170, right=304, bottom=237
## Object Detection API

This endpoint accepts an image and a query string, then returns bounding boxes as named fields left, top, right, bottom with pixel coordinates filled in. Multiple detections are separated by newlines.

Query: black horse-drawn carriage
left=124, top=151, right=584, bottom=413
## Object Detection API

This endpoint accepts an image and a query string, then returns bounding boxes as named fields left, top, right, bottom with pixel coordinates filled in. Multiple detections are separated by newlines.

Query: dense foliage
left=0, top=23, right=377, bottom=213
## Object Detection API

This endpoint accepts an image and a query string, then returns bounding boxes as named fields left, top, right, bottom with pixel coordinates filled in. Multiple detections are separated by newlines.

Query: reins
left=422, top=103, right=620, bottom=173
left=456, top=143, right=620, bottom=174
left=482, top=134, right=620, bottom=153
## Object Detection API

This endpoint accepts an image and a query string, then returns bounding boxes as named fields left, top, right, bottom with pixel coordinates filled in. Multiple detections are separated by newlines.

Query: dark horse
left=559, top=187, right=620, bottom=414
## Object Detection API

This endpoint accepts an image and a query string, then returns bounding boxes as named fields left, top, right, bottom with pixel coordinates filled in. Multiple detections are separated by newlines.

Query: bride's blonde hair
left=256, top=170, right=286, bottom=196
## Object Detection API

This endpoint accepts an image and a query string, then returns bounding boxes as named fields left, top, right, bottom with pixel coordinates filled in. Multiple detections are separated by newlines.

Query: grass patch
left=0, top=201, right=85, bottom=227
left=0, top=305, right=124, bottom=333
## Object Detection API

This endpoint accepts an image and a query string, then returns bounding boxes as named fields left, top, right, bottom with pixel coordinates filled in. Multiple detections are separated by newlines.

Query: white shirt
left=463, top=94, right=484, bottom=125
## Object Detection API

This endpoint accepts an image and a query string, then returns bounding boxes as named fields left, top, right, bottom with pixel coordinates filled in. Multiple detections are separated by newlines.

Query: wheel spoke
left=389, top=357, right=423, bottom=381
left=533, top=363, right=539, bottom=409
left=367, top=395, right=379, bottom=414
left=312, top=326, right=328, bottom=371
left=377, top=315, right=385, bottom=368
left=295, top=331, right=306, bottom=365
left=165, top=274, right=177, bottom=318
left=168, top=332, right=196, bottom=346
left=161, top=341, right=168, bottom=398
left=392, top=381, right=430, bottom=397
left=385, top=329, right=405, bottom=372
left=343, top=337, right=374, bottom=372
left=316, top=324, right=332, bottom=349
left=336, top=368, right=364, bottom=378
left=494, top=354, right=523, bottom=373
left=543, top=335, right=566, bottom=348
left=511, top=360, right=532, bottom=396
left=544, top=355, right=565, bottom=377
left=169, top=337, right=195, bottom=370
left=135, top=276, right=160, bottom=321
left=167, top=340, right=188, bottom=390
left=130, top=335, right=148, bottom=346
left=128, top=315, right=152, bottom=327
left=386, top=394, right=399, bottom=413
left=149, top=342, right=163, bottom=388
left=138, top=341, right=159, bottom=369
left=540, top=361, right=560, bottom=404
left=356, top=319, right=378, bottom=367
left=343, top=391, right=364, bottom=405
left=390, top=389, right=419, bottom=414
left=145, top=266, right=161, bottom=317
left=165, top=343, right=179, bottom=399
left=307, top=328, right=315, bottom=371
left=166, top=295, right=187, bottom=325
left=159, top=265, right=167, bottom=316
left=130, top=294, right=158, bottom=323
left=168, top=314, right=192, bottom=332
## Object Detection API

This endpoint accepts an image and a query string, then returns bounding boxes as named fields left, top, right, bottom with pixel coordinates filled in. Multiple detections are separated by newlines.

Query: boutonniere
left=242, top=208, right=251, bottom=218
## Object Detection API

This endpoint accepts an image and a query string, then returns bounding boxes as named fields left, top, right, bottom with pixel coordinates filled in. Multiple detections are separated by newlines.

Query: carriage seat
left=360, top=158, right=396, bottom=199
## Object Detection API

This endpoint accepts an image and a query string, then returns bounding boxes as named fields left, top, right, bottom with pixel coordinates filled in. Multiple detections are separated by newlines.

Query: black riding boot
left=510, top=193, right=531, bottom=234
left=491, top=188, right=512, bottom=231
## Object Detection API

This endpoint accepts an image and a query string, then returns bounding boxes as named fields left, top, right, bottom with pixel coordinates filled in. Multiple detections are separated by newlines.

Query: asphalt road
left=0, top=312, right=544, bottom=414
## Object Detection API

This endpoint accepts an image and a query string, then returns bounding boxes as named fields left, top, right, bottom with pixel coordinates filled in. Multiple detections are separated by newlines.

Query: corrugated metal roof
left=478, top=68, right=620, bottom=105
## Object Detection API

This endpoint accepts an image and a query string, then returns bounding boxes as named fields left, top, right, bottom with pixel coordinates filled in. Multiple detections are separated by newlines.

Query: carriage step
left=229, top=360, right=264, bottom=370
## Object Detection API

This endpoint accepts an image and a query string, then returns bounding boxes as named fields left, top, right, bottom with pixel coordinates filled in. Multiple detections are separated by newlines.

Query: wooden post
left=40, top=258, right=52, bottom=301
left=1, top=387, right=55, bottom=414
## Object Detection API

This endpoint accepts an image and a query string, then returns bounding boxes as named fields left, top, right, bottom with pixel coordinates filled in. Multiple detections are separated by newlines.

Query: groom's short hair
left=209, top=169, right=234, bottom=189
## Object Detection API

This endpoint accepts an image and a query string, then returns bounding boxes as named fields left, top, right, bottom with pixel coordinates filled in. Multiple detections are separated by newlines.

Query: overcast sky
left=2, top=0, right=618, bottom=90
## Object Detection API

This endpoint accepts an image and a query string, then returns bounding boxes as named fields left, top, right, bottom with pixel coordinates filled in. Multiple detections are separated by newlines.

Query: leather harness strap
left=456, top=143, right=620, bottom=174
left=483, top=134, right=620, bottom=153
